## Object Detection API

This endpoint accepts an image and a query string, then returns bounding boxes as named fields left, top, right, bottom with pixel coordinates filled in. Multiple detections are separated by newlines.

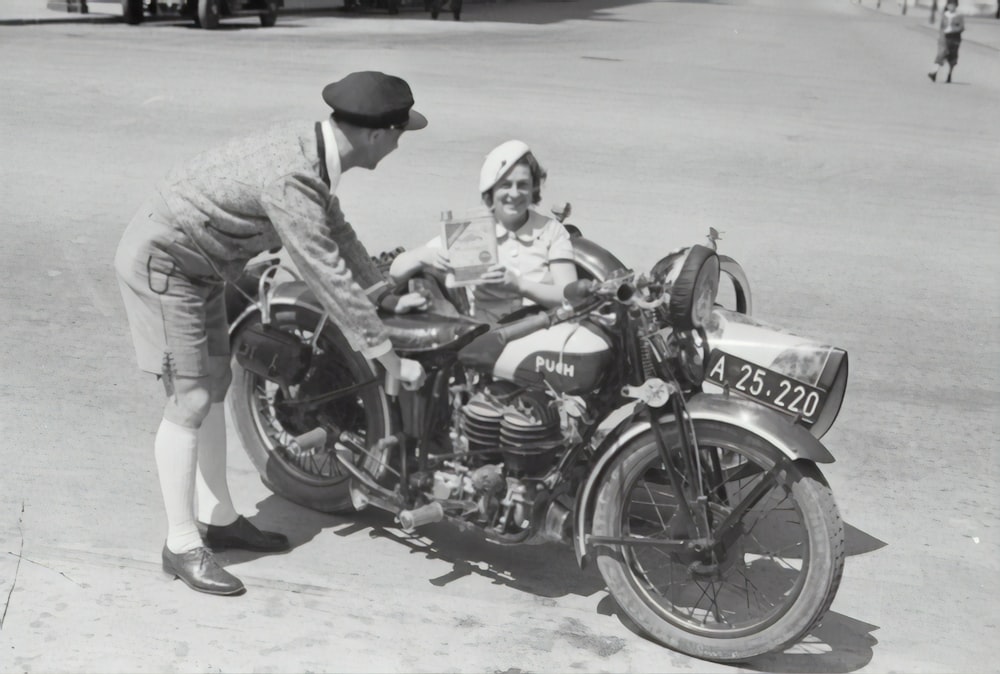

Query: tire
left=227, top=304, right=394, bottom=513
left=198, top=0, right=221, bottom=29
left=121, top=0, right=144, bottom=24
left=259, top=0, right=278, bottom=26
left=593, top=420, right=844, bottom=662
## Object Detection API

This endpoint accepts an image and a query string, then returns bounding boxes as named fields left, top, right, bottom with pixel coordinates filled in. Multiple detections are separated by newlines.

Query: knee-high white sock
left=154, top=418, right=203, bottom=553
left=195, top=403, right=239, bottom=527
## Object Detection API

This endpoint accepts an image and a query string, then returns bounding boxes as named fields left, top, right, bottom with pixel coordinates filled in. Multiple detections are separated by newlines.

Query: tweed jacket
left=155, top=120, right=391, bottom=358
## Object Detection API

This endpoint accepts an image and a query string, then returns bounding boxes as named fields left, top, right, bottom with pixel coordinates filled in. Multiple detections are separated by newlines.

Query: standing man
left=927, top=0, right=965, bottom=83
left=114, top=71, right=428, bottom=596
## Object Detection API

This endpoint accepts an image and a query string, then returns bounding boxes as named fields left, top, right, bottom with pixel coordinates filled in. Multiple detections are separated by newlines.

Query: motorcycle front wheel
left=228, top=304, right=394, bottom=513
left=592, top=420, right=844, bottom=662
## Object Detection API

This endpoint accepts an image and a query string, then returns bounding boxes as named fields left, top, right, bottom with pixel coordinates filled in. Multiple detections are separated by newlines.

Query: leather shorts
left=114, top=195, right=230, bottom=378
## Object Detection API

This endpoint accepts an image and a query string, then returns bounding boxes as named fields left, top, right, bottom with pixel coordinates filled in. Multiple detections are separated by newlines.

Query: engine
left=412, top=381, right=582, bottom=544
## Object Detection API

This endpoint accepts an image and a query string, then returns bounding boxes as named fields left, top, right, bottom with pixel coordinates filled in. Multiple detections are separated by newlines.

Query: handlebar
left=490, top=310, right=556, bottom=345
left=562, top=273, right=666, bottom=311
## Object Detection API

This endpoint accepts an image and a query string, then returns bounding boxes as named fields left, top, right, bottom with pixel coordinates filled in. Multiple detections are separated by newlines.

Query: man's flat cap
left=323, top=71, right=427, bottom=131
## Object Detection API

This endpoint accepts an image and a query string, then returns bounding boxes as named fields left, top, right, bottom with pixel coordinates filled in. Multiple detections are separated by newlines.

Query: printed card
left=442, top=213, right=498, bottom=286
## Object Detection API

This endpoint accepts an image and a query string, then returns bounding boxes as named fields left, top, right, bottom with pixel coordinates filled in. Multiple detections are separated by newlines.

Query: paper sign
left=442, top=213, right=497, bottom=286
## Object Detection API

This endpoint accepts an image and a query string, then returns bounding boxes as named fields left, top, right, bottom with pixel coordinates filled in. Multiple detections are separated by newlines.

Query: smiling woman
left=389, top=140, right=579, bottom=323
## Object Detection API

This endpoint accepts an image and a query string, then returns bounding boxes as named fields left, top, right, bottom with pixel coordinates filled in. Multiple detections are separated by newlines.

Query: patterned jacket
left=156, top=119, right=391, bottom=358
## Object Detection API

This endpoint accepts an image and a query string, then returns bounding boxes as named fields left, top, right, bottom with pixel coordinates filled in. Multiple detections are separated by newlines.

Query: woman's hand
left=422, top=248, right=452, bottom=273
left=478, top=264, right=521, bottom=292
left=393, top=290, right=430, bottom=313
left=378, top=289, right=431, bottom=314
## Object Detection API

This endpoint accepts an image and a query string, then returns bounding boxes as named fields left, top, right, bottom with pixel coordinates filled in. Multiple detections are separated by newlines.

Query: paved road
left=1, top=1, right=998, bottom=672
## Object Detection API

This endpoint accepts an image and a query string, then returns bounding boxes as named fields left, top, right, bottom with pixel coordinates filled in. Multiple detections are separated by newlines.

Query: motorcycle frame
left=228, top=241, right=781, bottom=567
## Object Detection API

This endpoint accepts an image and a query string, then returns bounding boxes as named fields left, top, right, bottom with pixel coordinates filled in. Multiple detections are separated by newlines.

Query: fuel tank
left=460, top=320, right=613, bottom=394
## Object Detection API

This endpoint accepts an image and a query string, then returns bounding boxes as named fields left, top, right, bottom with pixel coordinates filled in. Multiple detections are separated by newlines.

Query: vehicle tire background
left=592, top=421, right=844, bottom=662
left=198, top=0, right=221, bottom=29
left=227, top=305, right=393, bottom=513
left=121, top=0, right=143, bottom=24
left=259, top=0, right=278, bottom=26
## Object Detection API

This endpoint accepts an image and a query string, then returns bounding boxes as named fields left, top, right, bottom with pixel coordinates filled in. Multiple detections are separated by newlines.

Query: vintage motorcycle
left=225, top=212, right=849, bottom=662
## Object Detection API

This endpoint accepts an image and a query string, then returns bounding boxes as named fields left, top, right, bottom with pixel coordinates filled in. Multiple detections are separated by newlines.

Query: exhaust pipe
left=397, top=502, right=445, bottom=532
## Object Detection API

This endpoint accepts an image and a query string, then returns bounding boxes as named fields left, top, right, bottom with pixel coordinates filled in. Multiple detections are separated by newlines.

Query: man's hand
left=376, top=351, right=426, bottom=393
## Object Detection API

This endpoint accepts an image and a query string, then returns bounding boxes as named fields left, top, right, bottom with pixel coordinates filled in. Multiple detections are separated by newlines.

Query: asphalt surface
left=1, top=1, right=998, bottom=672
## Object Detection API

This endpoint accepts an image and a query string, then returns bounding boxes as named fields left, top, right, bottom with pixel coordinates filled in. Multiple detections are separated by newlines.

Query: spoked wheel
left=228, top=305, right=395, bottom=513
left=593, top=420, right=844, bottom=662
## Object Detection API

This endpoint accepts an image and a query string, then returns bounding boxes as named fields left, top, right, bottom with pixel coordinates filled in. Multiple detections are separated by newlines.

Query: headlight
left=665, top=245, right=720, bottom=330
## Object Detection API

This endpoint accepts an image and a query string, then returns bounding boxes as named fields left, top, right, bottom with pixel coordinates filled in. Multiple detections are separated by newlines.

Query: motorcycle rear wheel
left=228, top=305, right=393, bottom=513
left=593, top=420, right=844, bottom=662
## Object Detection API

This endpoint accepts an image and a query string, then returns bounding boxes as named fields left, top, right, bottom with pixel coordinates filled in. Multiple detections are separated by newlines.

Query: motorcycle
left=224, top=209, right=848, bottom=662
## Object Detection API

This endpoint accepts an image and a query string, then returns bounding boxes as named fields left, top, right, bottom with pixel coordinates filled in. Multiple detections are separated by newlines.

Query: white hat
left=479, top=140, right=532, bottom=194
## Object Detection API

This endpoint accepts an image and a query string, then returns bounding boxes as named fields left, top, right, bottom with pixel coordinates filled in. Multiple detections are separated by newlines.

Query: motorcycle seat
left=381, top=312, right=489, bottom=354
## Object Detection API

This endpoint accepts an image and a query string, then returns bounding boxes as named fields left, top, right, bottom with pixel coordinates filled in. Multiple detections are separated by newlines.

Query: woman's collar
left=495, top=209, right=544, bottom=241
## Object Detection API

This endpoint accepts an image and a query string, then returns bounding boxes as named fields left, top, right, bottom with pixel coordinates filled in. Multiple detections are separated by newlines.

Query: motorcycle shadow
left=732, top=521, right=885, bottom=672
left=349, top=509, right=609, bottom=599
left=235, top=496, right=883, bottom=670
left=235, top=493, right=608, bottom=599
left=736, top=612, right=880, bottom=672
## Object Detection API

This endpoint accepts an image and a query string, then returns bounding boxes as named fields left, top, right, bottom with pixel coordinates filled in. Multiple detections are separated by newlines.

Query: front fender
left=573, top=393, right=835, bottom=567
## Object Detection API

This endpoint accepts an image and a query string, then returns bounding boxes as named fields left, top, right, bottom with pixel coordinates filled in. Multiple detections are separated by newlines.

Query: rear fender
left=229, top=280, right=320, bottom=340
left=573, top=393, right=834, bottom=567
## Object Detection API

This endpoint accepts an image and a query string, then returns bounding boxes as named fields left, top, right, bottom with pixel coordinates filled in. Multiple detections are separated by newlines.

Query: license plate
left=705, top=350, right=828, bottom=424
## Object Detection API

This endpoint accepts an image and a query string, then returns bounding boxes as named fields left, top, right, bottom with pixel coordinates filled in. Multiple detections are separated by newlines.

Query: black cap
left=322, top=71, right=428, bottom=131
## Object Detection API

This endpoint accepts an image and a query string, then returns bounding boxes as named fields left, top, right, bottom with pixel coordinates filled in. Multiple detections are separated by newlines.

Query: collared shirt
left=320, top=119, right=342, bottom=195
left=154, top=120, right=391, bottom=358
left=425, top=208, right=574, bottom=323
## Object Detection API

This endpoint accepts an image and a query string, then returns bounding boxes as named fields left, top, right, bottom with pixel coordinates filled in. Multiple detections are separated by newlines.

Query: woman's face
left=490, top=162, right=534, bottom=229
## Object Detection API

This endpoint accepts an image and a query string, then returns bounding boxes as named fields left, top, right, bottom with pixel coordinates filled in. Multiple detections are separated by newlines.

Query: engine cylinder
left=461, top=396, right=504, bottom=458
left=499, top=391, right=562, bottom=476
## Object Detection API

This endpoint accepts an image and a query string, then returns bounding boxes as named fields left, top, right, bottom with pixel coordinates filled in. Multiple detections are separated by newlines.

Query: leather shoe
left=161, top=545, right=245, bottom=596
left=199, top=515, right=290, bottom=553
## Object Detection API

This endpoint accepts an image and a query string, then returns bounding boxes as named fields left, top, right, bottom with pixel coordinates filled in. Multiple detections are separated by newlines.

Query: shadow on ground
left=224, top=491, right=607, bottom=598
left=232, top=491, right=885, bottom=669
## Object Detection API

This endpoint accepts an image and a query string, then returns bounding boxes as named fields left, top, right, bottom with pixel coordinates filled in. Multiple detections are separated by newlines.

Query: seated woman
left=389, top=140, right=578, bottom=323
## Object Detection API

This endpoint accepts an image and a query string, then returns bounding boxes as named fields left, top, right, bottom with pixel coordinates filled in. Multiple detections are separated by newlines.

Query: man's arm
left=259, top=173, right=392, bottom=359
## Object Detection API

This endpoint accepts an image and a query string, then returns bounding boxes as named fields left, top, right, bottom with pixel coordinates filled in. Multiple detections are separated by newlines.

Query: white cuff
left=365, top=280, right=389, bottom=304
